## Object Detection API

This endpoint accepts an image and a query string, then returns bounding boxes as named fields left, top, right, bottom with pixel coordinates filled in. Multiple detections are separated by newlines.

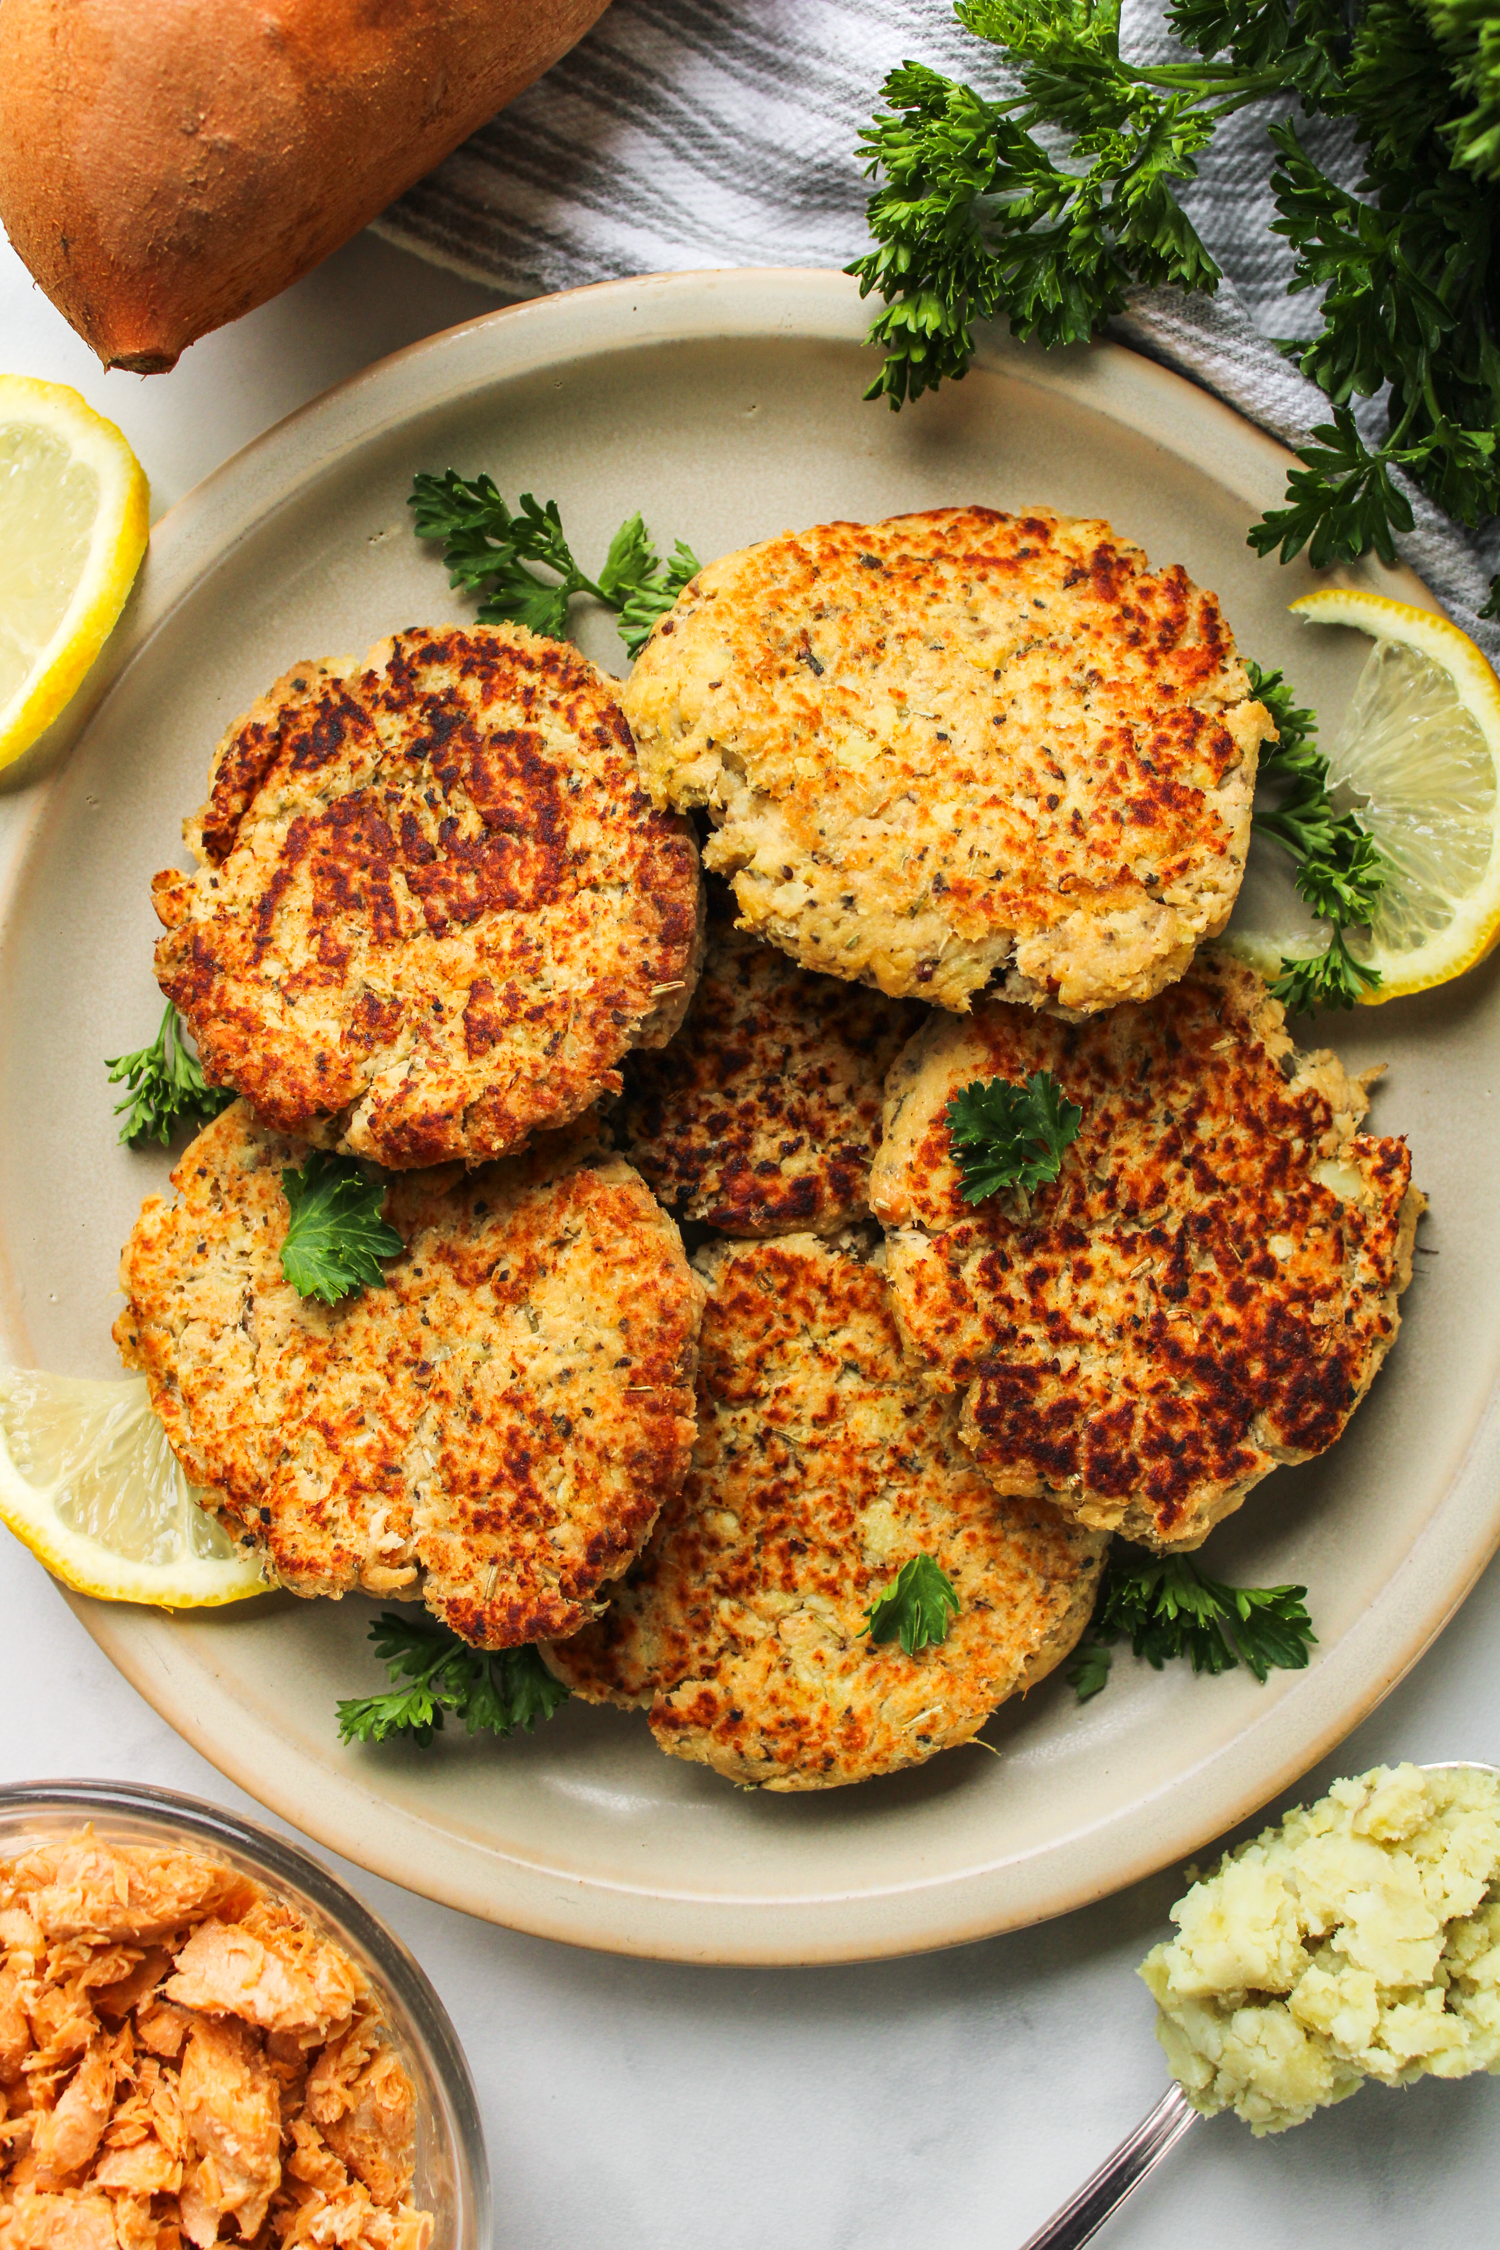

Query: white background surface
left=4, top=225, right=1500, bottom=2250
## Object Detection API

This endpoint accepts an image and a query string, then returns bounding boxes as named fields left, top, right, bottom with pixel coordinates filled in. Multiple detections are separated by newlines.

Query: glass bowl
left=0, top=1778, right=490, bottom=2250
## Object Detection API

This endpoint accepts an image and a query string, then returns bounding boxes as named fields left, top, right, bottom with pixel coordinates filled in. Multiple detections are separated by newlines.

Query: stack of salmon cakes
left=116, top=509, right=1425, bottom=1794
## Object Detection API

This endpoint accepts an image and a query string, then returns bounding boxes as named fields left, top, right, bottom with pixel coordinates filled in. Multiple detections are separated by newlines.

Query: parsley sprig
left=946, top=1070, right=1082, bottom=1204
left=851, top=0, right=1500, bottom=602
left=409, top=472, right=701, bottom=657
left=337, top=1611, right=569, bottom=1747
left=280, top=1154, right=403, bottom=1305
left=106, top=1002, right=235, bottom=1148
left=1067, top=1546, right=1317, bottom=1700
left=1248, top=660, right=1385, bottom=1011
left=864, top=1554, right=962, bottom=1654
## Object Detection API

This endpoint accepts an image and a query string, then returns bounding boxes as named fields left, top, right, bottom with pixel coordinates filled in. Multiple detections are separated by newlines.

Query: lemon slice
left=0, top=1367, right=266, bottom=1607
left=0, top=376, right=150, bottom=771
left=1288, top=589, right=1500, bottom=1002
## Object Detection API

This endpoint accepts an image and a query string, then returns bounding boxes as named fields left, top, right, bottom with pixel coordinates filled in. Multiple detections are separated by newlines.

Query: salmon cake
left=152, top=624, right=702, bottom=1169
left=542, top=1236, right=1106, bottom=1790
left=617, top=916, right=921, bottom=1236
left=869, top=954, right=1424, bottom=1550
left=114, top=1102, right=704, bottom=1646
left=623, top=505, right=1273, bottom=1015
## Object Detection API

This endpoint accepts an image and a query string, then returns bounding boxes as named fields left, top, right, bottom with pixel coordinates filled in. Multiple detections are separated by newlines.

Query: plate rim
left=5, top=264, right=1490, bottom=1964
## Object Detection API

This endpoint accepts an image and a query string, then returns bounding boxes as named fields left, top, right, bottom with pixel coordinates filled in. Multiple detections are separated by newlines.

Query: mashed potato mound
left=1140, top=1763, right=1500, bottom=2134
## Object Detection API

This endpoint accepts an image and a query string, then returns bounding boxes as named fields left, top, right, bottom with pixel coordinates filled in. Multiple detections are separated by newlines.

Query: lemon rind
left=0, top=376, right=150, bottom=770
left=0, top=1388, right=267, bottom=1610
left=1289, top=590, right=1500, bottom=1004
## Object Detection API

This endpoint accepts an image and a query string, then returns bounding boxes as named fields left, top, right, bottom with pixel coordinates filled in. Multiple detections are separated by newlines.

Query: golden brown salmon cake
left=542, top=1235, right=1106, bottom=1790
left=623, top=505, right=1272, bottom=1015
left=152, top=624, right=702, bottom=1170
left=617, top=917, right=921, bottom=1236
left=114, top=1102, right=704, bottom=1646
left=869, top=954, right=1424, bottom=1550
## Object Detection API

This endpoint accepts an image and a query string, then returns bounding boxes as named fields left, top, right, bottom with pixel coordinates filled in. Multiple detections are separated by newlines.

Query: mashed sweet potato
left=1140, top=1763, right=1500, bottom=2134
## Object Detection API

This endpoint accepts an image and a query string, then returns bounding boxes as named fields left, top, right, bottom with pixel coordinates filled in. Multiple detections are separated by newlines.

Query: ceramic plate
left=2, top=270, right=1496, bottom=1964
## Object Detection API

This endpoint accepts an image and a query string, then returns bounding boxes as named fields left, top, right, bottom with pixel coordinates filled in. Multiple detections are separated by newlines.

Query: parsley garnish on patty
left=279, top=1153, right=403, bottom=1305
left=945, top=1069, right=1082, bottom=1204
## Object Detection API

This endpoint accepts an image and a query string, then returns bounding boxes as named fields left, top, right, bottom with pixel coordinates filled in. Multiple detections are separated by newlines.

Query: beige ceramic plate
left=1, top=270, right=1496, bottom=1964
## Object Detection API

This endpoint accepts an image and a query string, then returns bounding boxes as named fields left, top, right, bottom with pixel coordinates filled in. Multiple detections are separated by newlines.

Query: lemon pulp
left=0, top=1367, right=266, bottom=1607
left=1330, top=637, right=1497, bottom=966
left=0, top=376, right=149, bottom=768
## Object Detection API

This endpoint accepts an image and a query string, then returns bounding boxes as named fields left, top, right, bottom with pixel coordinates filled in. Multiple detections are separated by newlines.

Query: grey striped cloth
left=374, top=0, right=1497, bottom=659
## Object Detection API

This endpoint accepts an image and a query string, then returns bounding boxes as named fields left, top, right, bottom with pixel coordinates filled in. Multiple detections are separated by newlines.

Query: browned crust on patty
left=618, top=915, right=921, bottom=1235
left=152, top=625, right=702, bottom=1169
left=114, top=1102, right=704, bottom=1645
left=623, top=506, right=1272, bottom=1013
left=869, top=953, right=1423, bottom=1548
left=542, top=1236, right=1107, bottom=1789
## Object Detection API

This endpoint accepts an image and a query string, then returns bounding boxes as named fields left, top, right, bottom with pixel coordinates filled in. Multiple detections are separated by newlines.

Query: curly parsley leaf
left=337, top=1611, right=569, bottom=1748
left=852, top=0, right=1500, bottom=575
left=106, top=1002, right=235, bottom=1149
left=946, top=1069, right=1082, bottom=1203
left=409, top=472, right=700, bottom=657
left=1068, top=1546, right=1317, bottom=1698
left=1065, top=1637, right=1114, bottom=1702
left=1247, top=660, right=1385, bottom=1011
left=617, top=539, right=703, bottom=658
left=280, top=1154, right=403, bottom=1306
left=1269, top=926, right=1383, bottom=1011
left=864, top=1554, right=961, bottom=1655
left=1424, top=0, right=1500, bottom=177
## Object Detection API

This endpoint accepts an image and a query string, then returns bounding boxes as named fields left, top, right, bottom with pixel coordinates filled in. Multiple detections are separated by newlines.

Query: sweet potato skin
left=0, top=0, right=611, bottom=372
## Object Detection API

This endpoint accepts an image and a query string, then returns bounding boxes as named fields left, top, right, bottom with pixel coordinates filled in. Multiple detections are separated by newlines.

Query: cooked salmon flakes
left=0, top=1836, right=433, bottom=2250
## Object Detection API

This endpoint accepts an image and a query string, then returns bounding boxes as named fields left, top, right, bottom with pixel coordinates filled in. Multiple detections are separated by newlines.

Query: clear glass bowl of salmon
left=0, top=1778, right=489, bottom=2250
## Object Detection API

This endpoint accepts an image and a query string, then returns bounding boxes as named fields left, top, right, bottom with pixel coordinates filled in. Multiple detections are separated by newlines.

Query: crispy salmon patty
left=623, top=505, right=1272, bottom=1014
left=543, top=1235, right=1106, bottom=1789
left=618, top=914, right=920, bottom=1236
left=152, top=624, right=702, bottom=1169
left=869, top=954, right=1424, bottom=1549
left=114, top=1103, right=704, bottom=1646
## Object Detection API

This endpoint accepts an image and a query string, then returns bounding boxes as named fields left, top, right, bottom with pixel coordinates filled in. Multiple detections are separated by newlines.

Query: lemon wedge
left=0, top=1367, right=266, bottom=1607
left=0, top=376, right=149, bottom=771
left=1288, top=588, right=1500, bottom=1002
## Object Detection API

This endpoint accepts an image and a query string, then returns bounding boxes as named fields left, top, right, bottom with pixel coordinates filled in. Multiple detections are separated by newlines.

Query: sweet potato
left=0, top=0, right=611, bottom=373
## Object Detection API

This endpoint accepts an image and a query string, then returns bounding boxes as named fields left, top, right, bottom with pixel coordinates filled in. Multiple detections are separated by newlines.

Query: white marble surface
left=4, top=227, right=1500, bottom=2250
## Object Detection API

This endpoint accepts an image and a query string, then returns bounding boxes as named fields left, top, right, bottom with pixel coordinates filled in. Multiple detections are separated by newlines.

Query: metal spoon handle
left=1017, top=2083, right=1198, bottom=2250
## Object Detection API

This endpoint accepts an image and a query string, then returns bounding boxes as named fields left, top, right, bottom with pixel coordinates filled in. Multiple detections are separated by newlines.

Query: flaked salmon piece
left=105, top=2198, right=156, bottom=2250
left=166, top=1908, right=358, bottom=2041
left=31, top=2040, right=121, bottom=2186
left=11, top=1846, right=245, bottom=1948
left=131, top=2009, right=189, bottom=2064
left=0, top=2188, right=119, bottom=2250
left=0, top=1968, right=30, bottom=2084
left=281, top=2115, right=345, bottom=2197
left=93, top=2135, right=181, bottom=2199
left=306, top=2021, right=414, bottom=2206
left=177, top=2018, right=280, bottom=2246
left=22, top=1979, right=97, bottom=2072
left=90, top=1957, right=170, bottom=2023
left=99, top=2055, right=186, bottom=2174
left=273, top=2133, right=434, bottom=2250
left=0, top=1913, right=42, bottom=1962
